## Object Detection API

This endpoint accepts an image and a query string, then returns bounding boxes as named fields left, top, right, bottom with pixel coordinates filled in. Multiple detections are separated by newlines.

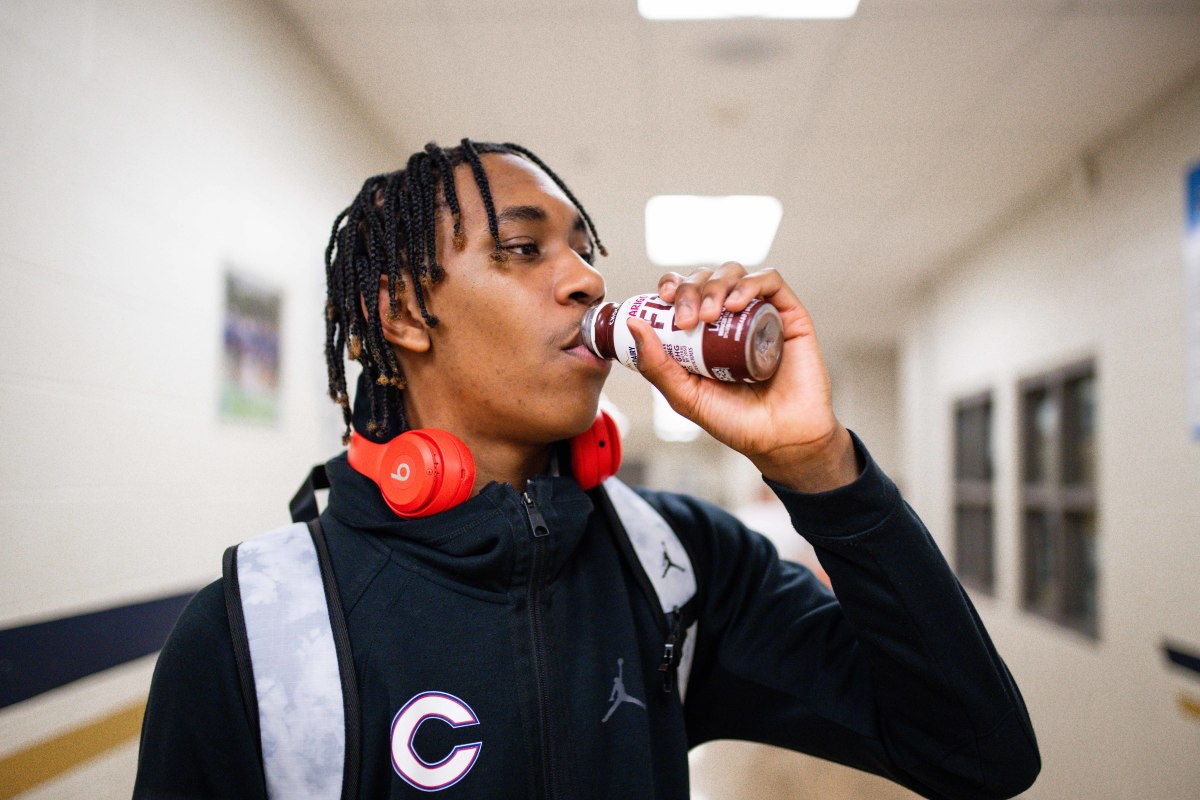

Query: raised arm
left=629, top=264, right=1040, bottom=799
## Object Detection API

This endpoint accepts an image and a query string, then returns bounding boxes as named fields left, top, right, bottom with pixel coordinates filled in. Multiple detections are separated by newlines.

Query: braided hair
left=324, top=139, right=607, bottom=443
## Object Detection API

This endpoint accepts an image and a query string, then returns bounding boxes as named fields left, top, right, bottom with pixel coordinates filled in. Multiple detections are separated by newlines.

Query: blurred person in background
left=134, top=140, right=1039, bottom=799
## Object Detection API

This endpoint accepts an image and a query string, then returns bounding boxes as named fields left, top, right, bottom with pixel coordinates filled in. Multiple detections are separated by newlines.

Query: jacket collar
left=323, top=452, right=595, bottom=594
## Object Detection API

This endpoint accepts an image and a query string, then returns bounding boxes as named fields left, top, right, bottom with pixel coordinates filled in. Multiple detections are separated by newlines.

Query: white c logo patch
left=390, top=692, right=482, bottom=792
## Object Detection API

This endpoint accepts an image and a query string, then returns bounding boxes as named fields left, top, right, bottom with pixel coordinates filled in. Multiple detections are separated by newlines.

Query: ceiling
left=273, top=0, right=1200, bottom=350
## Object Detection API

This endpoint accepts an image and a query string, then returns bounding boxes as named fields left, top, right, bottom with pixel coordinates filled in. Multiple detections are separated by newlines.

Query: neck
left=464, top=436, right=553, bottom=495
left=399, top=385, right=552, bottom=495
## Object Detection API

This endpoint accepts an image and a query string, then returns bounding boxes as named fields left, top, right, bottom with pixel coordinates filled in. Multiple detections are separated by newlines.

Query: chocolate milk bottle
left=581, top=294, right=783, bottom=382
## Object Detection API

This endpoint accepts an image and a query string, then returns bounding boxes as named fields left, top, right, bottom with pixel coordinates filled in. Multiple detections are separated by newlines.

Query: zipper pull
left=659, top=607, right=683, bottom=692
left=523, top=491, right=550, bottom=538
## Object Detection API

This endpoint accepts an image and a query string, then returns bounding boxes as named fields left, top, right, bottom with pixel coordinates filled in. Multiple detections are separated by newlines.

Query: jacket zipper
left=659, top=606, right=683, bottom=693
left=523, top=489, right=558, bottom=800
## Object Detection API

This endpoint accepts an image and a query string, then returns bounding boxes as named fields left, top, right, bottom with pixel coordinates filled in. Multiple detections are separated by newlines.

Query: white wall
left=0, top=0, right=392, bottom=794
left=831, top=345, right=900, bottom=481
left=627, top=342, right=899, bottom=509
left=899, top=70, right=1200, bottom=798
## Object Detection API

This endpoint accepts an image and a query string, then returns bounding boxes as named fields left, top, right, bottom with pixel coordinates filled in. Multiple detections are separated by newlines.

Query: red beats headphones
left=347, top=410, right=622, bottom=519
left=568, top=410, right=623, bottom=492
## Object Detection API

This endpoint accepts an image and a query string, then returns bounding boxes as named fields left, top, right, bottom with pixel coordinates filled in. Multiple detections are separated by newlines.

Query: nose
left=556, top=249, right=606, bottom=308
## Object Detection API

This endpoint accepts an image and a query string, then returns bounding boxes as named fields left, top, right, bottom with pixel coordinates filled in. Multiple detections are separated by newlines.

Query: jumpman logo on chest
left=602, top=658, right=646, bottom=723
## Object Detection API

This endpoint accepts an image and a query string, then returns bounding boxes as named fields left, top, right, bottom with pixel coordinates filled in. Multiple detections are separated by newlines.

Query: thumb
left=627, top=317, right=701, bottom=418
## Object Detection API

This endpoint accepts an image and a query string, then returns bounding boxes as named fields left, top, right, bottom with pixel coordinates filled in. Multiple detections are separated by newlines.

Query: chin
left=542, top=393, right=603, bottom=444
left=563, top=400, right=603, bottom=439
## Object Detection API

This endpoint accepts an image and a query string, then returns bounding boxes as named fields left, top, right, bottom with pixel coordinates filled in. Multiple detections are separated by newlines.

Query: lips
left=565, top=343, right=607, bottom=369
left=553, top=316, right=608, bottom=370
left=559, top=327, right=606, bottom=369
left=561, top=330, right=585, bottom=351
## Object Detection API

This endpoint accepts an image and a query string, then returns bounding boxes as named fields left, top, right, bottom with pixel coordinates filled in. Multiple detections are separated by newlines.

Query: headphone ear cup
left=373, top=429, right=476, bottom=519
left=414, top=429, right=475, bottom=516
left=571, top=410, right=623, bottom=491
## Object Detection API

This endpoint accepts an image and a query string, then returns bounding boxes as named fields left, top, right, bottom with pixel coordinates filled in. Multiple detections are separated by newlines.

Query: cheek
left=432, top=280, right=549, bottom=381
left=452, top=320, right=528, bottom=382
left=445, top=285, right=518, bottom=348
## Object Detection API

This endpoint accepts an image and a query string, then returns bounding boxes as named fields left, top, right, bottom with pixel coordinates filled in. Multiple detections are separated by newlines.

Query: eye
left=576, top=248, right=596, bottom=265
left=501, top=241, right=540, bottom=258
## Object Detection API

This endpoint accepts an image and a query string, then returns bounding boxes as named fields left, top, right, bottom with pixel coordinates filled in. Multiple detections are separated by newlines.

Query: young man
left=135, top=140, right=1039, bottom=799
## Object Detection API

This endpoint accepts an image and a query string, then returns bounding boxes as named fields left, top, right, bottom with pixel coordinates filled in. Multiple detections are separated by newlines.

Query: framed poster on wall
left=220, top=270, right=282, bottom=423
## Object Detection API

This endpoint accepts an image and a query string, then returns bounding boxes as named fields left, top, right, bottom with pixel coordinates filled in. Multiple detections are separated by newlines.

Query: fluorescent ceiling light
left=639, top=0, right=859, bottom=20
left=653, top=389, right=702, bottom=443
left=645, top=195, right=783, bottom=267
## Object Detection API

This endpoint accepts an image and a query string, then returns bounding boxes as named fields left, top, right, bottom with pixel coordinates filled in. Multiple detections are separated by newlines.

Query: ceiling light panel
left=639, top=0, right=860, bottom=20
left=645, top=195, right=783, bottom=267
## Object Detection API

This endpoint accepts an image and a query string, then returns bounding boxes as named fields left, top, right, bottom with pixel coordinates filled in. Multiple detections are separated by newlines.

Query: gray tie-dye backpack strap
left=222, top=515, right=360, bottom=800
left=599, top=477, right=700, bottom=703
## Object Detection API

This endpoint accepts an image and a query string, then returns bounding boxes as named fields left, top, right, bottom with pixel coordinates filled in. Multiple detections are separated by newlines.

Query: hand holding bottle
left=626, top=262, right=860, bottom=493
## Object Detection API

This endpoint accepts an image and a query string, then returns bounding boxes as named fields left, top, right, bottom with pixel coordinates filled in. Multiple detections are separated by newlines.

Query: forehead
left=454, top=153, right=575, bottom=219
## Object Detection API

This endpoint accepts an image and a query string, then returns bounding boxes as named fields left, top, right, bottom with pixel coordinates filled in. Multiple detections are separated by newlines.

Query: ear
left=371, top=278, right=431, bottom=354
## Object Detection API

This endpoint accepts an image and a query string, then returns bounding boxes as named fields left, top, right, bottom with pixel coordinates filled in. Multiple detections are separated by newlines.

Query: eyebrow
left=496, top=204, right=587, bottom=233
left=496, top=205, right=547, bottom=225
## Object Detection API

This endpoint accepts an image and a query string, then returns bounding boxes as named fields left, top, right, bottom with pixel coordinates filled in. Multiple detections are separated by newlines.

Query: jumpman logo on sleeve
left=601, top=658, right=646, bottom=723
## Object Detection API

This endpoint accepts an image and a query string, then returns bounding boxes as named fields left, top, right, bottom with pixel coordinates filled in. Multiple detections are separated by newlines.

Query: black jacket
left=134, top=434, right=1039, bottom=799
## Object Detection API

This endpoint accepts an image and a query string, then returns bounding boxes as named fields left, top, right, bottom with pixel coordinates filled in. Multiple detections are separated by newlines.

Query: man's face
left=399, top=152, right=611, bottom=447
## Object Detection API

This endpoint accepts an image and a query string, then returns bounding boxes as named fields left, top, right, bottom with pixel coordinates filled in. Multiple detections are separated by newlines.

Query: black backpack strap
left=222, top=542, right=262, bottom=760
left=308, top=517, right=362, bottom=800
left=290, top=464, right=330, bottom=523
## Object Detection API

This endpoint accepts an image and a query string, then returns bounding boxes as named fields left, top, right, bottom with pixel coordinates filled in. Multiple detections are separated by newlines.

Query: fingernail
left=701, top=296, right=717, bottom=314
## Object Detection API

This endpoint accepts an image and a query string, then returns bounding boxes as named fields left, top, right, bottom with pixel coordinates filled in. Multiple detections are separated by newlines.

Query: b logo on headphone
left=349, top=411, right=622, bottom=519
left=349, top=428, right=474, bottom=519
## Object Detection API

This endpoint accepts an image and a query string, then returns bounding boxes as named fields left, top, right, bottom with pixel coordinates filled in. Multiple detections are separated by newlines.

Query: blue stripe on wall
left=1164, top=641, right=1200, bottom=678
left=1187, top=161, right=1200, bottom=231
left=0, top=591, right=198, bottom=709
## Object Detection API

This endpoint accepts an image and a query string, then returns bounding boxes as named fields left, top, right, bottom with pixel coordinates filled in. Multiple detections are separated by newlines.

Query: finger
left=626, top=317, right=701, bottom=418
left=676, top=263, right=750, bottom=327
left=670, top=268, right=715, bottom=329
left=724, top=266, right=786, bottom=311
left=723, top=268, right=816, bottom=338
left=696, top=261, right=750, bottom=323
left=656, top=272, right=687, bottom=302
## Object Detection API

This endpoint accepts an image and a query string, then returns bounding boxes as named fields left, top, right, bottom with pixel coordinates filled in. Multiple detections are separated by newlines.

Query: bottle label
left=615, top=294, right=705, bottom=376
left=608, top=294, right=772, bottom=382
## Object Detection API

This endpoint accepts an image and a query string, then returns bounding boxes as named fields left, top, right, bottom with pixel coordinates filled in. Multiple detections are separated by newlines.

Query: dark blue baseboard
left=0, top=590, right=199, bottom=709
